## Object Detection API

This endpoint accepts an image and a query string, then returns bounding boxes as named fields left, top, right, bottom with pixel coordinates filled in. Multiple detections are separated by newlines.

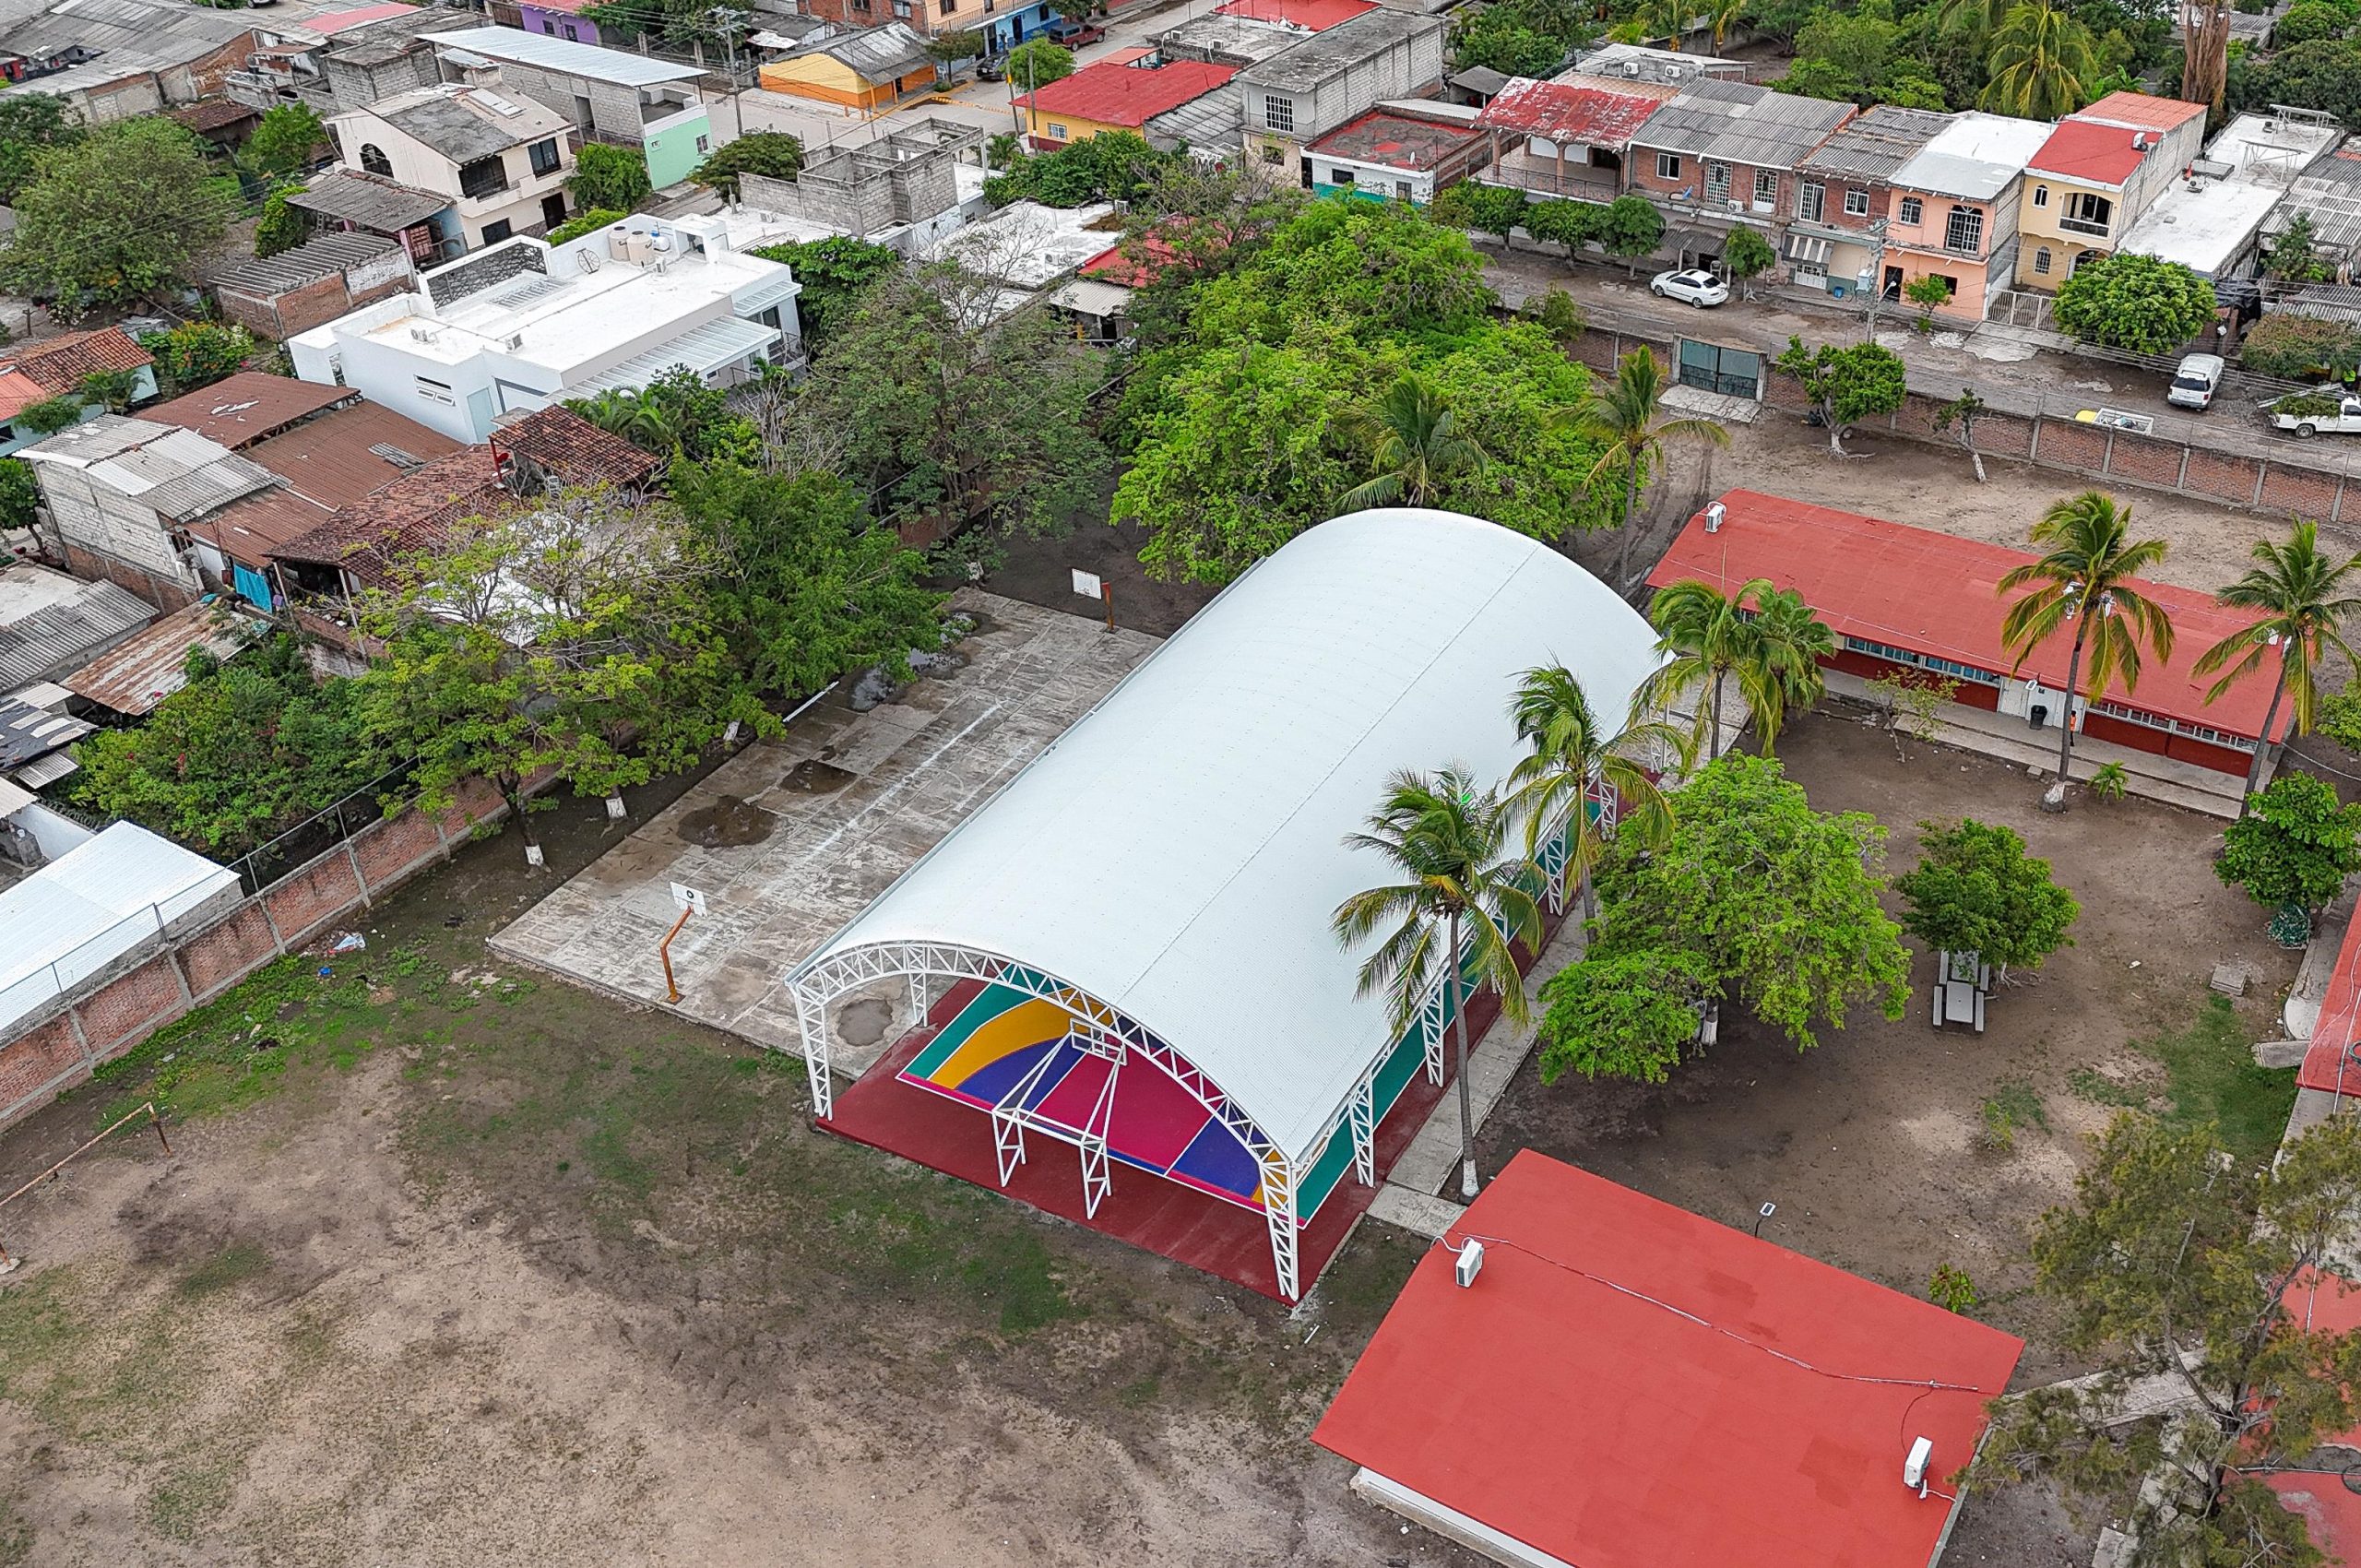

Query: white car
left=1650, top=268, right=1730, bottom=308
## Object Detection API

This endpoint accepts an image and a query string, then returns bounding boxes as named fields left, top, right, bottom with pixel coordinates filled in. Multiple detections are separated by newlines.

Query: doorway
left=541, top=194, right=567, bottom=231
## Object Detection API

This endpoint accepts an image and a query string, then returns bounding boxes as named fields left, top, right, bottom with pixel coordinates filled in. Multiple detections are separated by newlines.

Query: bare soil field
left=0, top=800, right=1469, bottom=1568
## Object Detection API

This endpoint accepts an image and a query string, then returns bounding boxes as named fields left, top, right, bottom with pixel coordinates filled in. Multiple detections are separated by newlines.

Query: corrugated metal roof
left=0, top=565, right=155, bottom=689
left=569, top=316, right=781, bottom=395
left=1797, top=103, right=1952, bottom=182
left=423, top=25, right=705, bottom=85
left=1145, top=81, right=1241, bottom=152
left=0, top=695, right=90, bottom=768
left=1474, top=75, right=1678, bottom=148
left=61, top=600, right=260, bottom=715
left=10, top=750, right=76, bottom=788
left=794, top=20, right=932, bottom=79
left=141, top=455, right=282, bottom=525
left=284, top=170, right=451, bottom=234
left=144, top=374, right=353, bottom=450
left=0, top=823, right=239, bottom=1028
left=1629, top=77, right=1852, bottom=168
left=241, top=399, right=461, bottom=510
left=212, top=231, right=409, bottom=299
left=1019, top=59, right=1237, bottom=130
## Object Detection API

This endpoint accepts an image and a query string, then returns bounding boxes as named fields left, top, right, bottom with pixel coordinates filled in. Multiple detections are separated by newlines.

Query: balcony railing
left=2058, top=215, right=2110, bottom=237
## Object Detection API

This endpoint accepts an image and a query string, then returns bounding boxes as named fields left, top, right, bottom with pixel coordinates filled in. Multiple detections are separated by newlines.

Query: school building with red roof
left=1314, top=1150, right=2025, bottom=1568
left=1646, top=491, right=2285, bottom=778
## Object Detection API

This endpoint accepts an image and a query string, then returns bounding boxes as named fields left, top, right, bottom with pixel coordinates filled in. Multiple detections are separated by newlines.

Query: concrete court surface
left=490, top=591, right=1158, bottom=1056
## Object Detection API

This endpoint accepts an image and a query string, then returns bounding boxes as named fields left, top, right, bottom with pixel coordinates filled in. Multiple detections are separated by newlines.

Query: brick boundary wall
left=1569, top=324, right=2361, bottom=523
left=0, top=777, right=511, bottom=1133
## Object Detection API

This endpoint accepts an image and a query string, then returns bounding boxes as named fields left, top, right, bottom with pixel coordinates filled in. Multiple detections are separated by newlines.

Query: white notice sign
left=1071, top=568, right=1104, bottom=600
left=670, top=882, right=707, bottom=916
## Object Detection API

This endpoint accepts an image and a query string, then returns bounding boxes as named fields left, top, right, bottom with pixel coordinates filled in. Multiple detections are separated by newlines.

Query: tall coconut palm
left=1931, top=0, right=2011, bottom=41
left=1503, top=665, right=1686, bottom=920
left=1335, top=375, right=1485, bottom=511
left=1998, top=491, right=2176, bottom=810
left=1705, top=0, right=1745, bottom=49
left=2194, top=519, right=2361, bottom=808
left=1333, top=767, right=1540, bottom=1200
left=1980, top=1, right=2099, bottom=120
left=1555, top=347, right=1730, bottom=592
left=1748, top=586, right=1838, bottom=757
left=1639, top=576, right=1779, bottom=763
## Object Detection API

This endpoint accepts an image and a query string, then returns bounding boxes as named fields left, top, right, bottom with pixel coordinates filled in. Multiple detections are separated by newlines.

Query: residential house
left=518, top=0, right=605, bottom=47
left=2015, top=89, right=2209, bottom=287
left=791, top=0, right=1013, bottom=42
left=284, top=169, right=464, bottom=267
left=1155, top=13, right=1313, bottom=69
left=231, top=4, right=434, bottom=113
left=1469, top=73, right=1679, bottom=206
left=1306, top=105, right=1485, bottom=204
left=488, top=402, right=660, bottom=496
left=1623, top=77, right=1854, bottom=265
left=421, top=27, right=715, bottom=190
left=1213, top=0, right=1379, bottom=27
left=1883, top=111, right=2049, bottom=319
left=330, top=79, right=577, bottom=250
left=2117, top=111, right=2339, bottom=283
left=141, top=373, right=355, bottom=451
left=56, top=598, right=259, bottom=719
left=2262, top=137, right=2361, bottom=285
left=14, top=416, right=279, bottom=608
left=287, top=216, right=803, bottom=445
left=1565, top=42, right=1750, bottom=88
left=213, top=231, right=421, bottom=340
left=167, top=97, right=261, bottom=151
left=311, top=7, right=455, bottom=114
left=758, top=22, right=934, bottom=109
left=0, top=563, right=155, bottom=695
left=736, top=117, right=984, bottom=249
left=1442, top=65, right=1508, bottom=107
left=0, top=0, right=258, bottom=123
left=1785, top=104, right=1951, bottom=297
left=1019, top=58, right=1239, bottom=152
left=1237, top=8, right=1448, bottom=187
left=0, top=328, right=160, bottom=457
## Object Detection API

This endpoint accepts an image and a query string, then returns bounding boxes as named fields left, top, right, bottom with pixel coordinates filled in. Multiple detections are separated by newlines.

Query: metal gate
left=1677, top=339, right=1762, bottom=399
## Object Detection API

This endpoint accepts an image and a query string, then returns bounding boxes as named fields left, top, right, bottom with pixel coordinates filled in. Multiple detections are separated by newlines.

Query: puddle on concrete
left=781, top=759, right=856, bottom=795
left=837, top=997, right=892, bottom=1048
left=675, top=794, right=778, bottom=848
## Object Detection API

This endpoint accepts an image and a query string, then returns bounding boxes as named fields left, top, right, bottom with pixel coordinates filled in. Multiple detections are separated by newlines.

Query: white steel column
left=1348, top=1072, right=1376, bottom=1186
left=791, top=984, right=834, bottom=1119
left=1262, top=1150, right=1299, bottom=1301
left=1418, top=975, right=1448, bottom=1086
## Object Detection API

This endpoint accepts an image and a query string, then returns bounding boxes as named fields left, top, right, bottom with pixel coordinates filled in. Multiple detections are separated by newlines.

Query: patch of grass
left=144, top=1458, right=237, bottom=1542
left=2138, top=993, right=2297, bottom=1166
left=177, top=1242, right=269, bottom=1299
left=1979, top=1078, right=2047, bottom=1152
left=0, top=1494, right=30, bottom=1567
left=2068, top=1066, right=2153, bottom=1109
left=89, top=956, right=379, bottom=1125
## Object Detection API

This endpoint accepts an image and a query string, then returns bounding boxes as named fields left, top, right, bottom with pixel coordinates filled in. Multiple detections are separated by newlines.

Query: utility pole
left=1862, top=215, right=1890, bottom=344
left=709, top=6, right=747, bottom=144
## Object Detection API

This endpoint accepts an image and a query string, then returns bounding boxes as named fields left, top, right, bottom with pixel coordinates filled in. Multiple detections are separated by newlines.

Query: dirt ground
left=1477, top=711, right=2304, bottom=1565
left=0, top=793, right=1475, bottom=1568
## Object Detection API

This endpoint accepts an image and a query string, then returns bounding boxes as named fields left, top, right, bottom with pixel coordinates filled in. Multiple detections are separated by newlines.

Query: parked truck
left=2271, top=390, right=2361, bottom=437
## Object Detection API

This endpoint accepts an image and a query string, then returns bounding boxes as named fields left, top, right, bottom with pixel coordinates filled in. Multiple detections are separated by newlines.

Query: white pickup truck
left=2271, top=391, right=2361, bottom=437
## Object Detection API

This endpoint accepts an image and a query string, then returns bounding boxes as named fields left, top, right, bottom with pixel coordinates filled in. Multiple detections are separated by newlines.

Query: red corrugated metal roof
left=1018, top=59, right=1238, bottom=128
left=1473, top=74, right=1679, bottom=147
left=2026, top=117, right=2149, bottom=186
left=1313, top=1150, right=2025, bottom=1568
left=1213, top=0, right=1376, bottom=28
left=1646, top=490, right=2284, bottom=738
left=308, top=2, right=421, bottom=33
left=2300, top=919, right=2361, bottom=1094
left=145, top=373, right=352, bottom=449
left=2075, top=89, right=2208, bottom=134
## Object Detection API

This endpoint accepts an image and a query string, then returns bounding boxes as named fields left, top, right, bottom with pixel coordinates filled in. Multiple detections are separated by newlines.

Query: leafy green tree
left=579, top=0, right=753, bottom=48
left=1430, top=181, right=1529, bottom=244
left=546, top=207, right=627, bottom=246
left=2245, top=37, right=2361, bottom=124
left=804, top=258, right=1109, bottom=538
left=1903, top=272, right=1953, bottom=327
left=567, top=142, right=651, bottom=214
left=1932, top=388, right=1989, bottom=482
left=2, top=118, right=233, bottom=321
left=138, top=321, right=255, bottom=393
left=77, top=368, right=139, bottom=415
left=2262, top=212, right=2336, bottom=283
left=1536, top=947, right=1714, bottom=1084
left=72, top=636, right=380, bottom=857
left=2239, top=314, right=2361, bottom=381
left=0, top=457, right=35, bottom=534
left=1596, top=192, right=1666, bottom=276
left=1973, top=1115, right=2361, bottom=1568
left=247, top=102, right=327, bottom=177
left=1720, top=225, right=1776, bottom=298
left=1004, top=38, right=1075, bottom=89
left=925, top=26, right=987, bottom=75
left=1980, top=0, right=2100, bottom=115
left=1336, top=374, right=1485, bottom=509
left=2195, top=521, right=2361, bottom=805
left=1560, top=753, right=1912, bottom=1057
left=1333, top=766, right=1541, bottom=1198
left=748, top=234, right=899, bottom=352
left=1894, top=817, right=2080, bottom=977
left=986, top=130, right=1177, bottom=208
left=1640, top=576, right=1777, bottom=762
left=2219, top=772, right=2361, bottom=909
left=13, top=395, right=86, bottom=436
left=0, top=93, right=81, bottom=206
left=2054, top=251, right=2217, bottom=355
left=255, top=186, right=310, bottom=260
left=1504, top=663, right=1685, bottom=918
left=2273, top=0, right=2351, bottom=44
left=1774, top=335, right=1906, bottom=455
left=1449, top=0, right=1593, bottom=74
left=689, top=130, right=804, bottom=199
left=1997, top=491, right=2176, bottom=810
left=567, top=367, right=756, bottom=465
left=1519, top=285, right=1585, bottom=346
left=1557, top=345, right=1728, bottom=590
left=1521, top=197, right=1596, bottom=258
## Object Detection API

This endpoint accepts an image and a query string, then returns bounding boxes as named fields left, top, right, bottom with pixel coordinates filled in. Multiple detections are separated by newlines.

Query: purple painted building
left=516, top=0, right=603, bottom=47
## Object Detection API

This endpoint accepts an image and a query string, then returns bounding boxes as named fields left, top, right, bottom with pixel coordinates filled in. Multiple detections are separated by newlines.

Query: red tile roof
left=4, top=327, right=154, bottom=397
left=1646, top=490, right=2284, bottom=738
left=270, top=448, right=507, bottom=588
left=1018, top=59, right=1238, bottom=129
left=1308, top=109, right=1481, bottom=171
left=2074, top=89, right=2208, bottom=133
left=1313, top=1151, right=2025, bottom=1568
left=1213, top=0, right=1376, bottom=29
left=144, top=373, right=352, bottom=449
left=1078, top=235, right=1175, bottom=288
left=1473, top=74, right=1679, bottom=147
left=491, top=405, right=660, bottom=489
left=168, top=99, right=261, bottom=134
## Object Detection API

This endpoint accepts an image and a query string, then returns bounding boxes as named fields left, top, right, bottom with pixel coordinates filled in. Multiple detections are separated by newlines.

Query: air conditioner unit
left=503, top=332, right=525, bottom=350
left=1622, top=59, right=1641, bottom=76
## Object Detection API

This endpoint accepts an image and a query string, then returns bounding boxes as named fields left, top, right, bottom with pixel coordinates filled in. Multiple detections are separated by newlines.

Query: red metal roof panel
left=1307, top=108, right=1481, bottom=170
left=2075, top=89, right=2208, bottom=133
left=1313, top=1150, right=2025, bottom=1568
left=1213, top=0, right=1377, bottom=29
left=1017, top=59, right=1239, bottom=128
left=2028, top=117, right=2153, bottom=186
left=1473, top=75, right=1678, bottom=147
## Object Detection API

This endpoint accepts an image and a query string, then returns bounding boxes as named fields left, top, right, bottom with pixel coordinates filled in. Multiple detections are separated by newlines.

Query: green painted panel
left=905, top=980, right=1032, bottom=1078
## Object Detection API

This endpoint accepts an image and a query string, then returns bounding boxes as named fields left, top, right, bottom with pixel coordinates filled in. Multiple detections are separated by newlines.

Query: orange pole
left=659, top=906, right=693, bottom=1004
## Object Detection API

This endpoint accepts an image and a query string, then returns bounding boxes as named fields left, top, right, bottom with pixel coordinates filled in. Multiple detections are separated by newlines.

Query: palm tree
left=1503, top=666, right=1685, bottom=919
left=1705, top=0, right=1745, bottom=49
left=2194, top=520, right=2361, bottom=808
left=1748, top=586, right=1838, bottom=756
left=1333, top=767, right=1541, bottom=1200
left=1980, top=1, right=2099, bottom=120
left=1639, top=576, right=1779, bottom=763
left=1556, top=347, right=1730, bottom=593
left=1931, top=0, right=2012, bottom=41
left=575, top=388, right=678, bottom=454
left=1336, top=375, right=1485, bottom=511
left=1998, top=491, right=2176, bottom=810
left=1636, top=0, right=1693, bottom=48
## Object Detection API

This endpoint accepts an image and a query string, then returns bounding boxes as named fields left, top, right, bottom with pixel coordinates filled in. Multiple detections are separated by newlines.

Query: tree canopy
left=2, top=117, right=232, bottom=321
left=1003, top=38, right=1075, bottom=88
left=748, top=234, right=900, bottom=353
left=689, top=131, right=804, bottom=200
left=0, top=93, right=80, bottom=206
left=568, top=142, right=651, bottom=215
left=2054, top=251, right=2218, bottom=355
left=248, top=102, right=327, bottom=177
left=1773, top=336, right=1906, bottom=452
left=2217, top=771, right=2361, bottom=909
left=1894, top=817, right=2079, bottom=974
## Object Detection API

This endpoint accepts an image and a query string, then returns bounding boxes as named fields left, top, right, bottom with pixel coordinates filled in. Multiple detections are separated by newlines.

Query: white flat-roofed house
left=288, top=216, right=804, bottom=445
